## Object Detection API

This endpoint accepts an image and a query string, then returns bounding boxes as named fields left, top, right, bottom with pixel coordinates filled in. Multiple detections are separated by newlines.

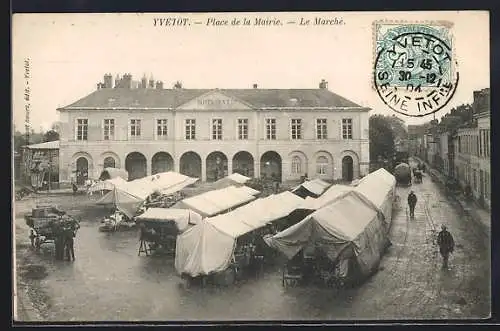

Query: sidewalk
left=411, top=156, right=491, bottom=236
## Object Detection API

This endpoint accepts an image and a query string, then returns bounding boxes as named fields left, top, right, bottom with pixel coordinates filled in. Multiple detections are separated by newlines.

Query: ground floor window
left=316, top=156, right=328, bottom=175
left=291, top=156, right=301, bottom=174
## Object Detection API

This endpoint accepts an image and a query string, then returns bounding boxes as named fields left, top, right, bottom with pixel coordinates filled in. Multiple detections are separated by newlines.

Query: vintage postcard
left=12, top=11, right=490, bottom=322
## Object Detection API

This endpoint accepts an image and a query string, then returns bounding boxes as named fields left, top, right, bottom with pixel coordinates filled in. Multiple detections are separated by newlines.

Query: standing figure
left=72, top=182, right=78, bottom=195
left=437, top=225, right=455, bottom=269
left=64, top=227, right=76, bottom=261
left=407, top=190, right=417, bottom=219
left=29, top=228, right=37, bottom=248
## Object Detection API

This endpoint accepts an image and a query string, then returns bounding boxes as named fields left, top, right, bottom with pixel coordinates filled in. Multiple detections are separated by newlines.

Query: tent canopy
left=355, top=168, right=396, bottom=228
left=173, top=185, right=257, bottom=217
left=111, top=171, right=198, bottom=200
left=95, top=186, right=143, bottom=218
left=292, top=178, right=331, bottom=198
left=99, top=168, right=129, bottom=181
left=303, top=184, right=354, bottom=210
left=96, top=172, right=198, bottom=217
left=88, top=177, right=128, bottom=193
left=210, top=173, right=252, bottom=190
left=175, top=191, right=307, bottom=277
left=135, top=208, right=202, bottom=232
left=264, top=190, right=388, bottom=277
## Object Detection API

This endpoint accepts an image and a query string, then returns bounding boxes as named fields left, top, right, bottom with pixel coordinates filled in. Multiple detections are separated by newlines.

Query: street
left=14, top=172, right=490, bottom=321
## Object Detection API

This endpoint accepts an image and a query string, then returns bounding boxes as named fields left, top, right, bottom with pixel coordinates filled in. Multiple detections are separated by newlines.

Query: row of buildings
left=52, top=74, right=371, bottom=185
left=408, top=88, right=491, bottom=210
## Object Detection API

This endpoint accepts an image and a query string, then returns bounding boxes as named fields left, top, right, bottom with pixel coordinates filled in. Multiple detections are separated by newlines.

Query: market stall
left=355, top=168, right=396, bottom=232
left=135, top=208, right=203, bottom=256
left=291, top=178, right=331, bottom=199
left=172, top=185, right=258, bottom=218
left=99, top=168, right=129, bottom=181
left=264, top=190, right=389, bottom=288
left=95, top=172, right=198, bottom=217
left=174, top=191, right=308, bottom=285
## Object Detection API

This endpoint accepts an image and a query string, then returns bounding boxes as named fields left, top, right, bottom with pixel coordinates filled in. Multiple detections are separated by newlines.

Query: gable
left=176, top=90, right=254, bottom=110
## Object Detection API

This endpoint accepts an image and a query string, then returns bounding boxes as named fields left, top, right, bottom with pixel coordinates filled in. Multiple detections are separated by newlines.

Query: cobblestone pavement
left=14, top=174, right=490, bottom=321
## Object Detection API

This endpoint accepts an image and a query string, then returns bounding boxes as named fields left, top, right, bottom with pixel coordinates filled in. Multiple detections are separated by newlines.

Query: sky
left=12, top=11, right=489, bottom=132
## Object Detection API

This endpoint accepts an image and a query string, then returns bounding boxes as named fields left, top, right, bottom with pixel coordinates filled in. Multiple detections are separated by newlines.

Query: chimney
left=122, top=73, right=132, bottom=89
left=155, top=81, right=164, bottom=90
left=141, top=74, right=147, bottom=89
left=253, top=84, right=258, bottom=89
left=115, top=74, right=121, bottom=88
left=319, top=79, right=328, bottom=89
left=148, top=76, right=155, bottom=88
left=104, top=73, right=113, bottom=88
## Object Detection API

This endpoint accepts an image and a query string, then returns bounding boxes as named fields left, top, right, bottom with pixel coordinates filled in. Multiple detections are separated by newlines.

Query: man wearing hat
left=407, top=190, right=417, bottom=218
left=437, top=225, right=455, bottom=269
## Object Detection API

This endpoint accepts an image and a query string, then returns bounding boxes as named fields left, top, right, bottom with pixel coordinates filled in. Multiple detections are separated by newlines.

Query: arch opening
left=232, top=151, right=254, bottom=177
left=125, top=152, right=147, bottom=180
left=180, top=152, right=202, bottom=179
left=260, top=151, right=282, bottom=182
left=152, top=152, right=174, bottom=175
left=206, top=151, right=228, bottom=182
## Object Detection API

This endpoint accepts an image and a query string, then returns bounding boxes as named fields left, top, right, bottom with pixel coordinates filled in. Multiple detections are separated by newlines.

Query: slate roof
left=59, top=88, right=363, bottom=110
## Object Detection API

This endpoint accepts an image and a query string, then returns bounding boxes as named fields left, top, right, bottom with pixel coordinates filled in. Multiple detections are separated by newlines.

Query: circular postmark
left=374, top=29, right=459, bottom=117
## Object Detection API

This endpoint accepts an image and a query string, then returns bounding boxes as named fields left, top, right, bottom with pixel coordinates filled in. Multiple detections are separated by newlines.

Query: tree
left=369, top=115, right=396, bottom=161
left=43, top=129, right=59, bottom=142
left=173, top=81, right=183, bottom=89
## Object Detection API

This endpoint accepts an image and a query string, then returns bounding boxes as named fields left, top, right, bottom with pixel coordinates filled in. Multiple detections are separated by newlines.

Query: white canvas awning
left=135, top=208, right=202, bottom=232
left=174, top=191, right=306, bottom=276
left=291, top=178, right=331, bottom=198
left=88, top=177, right=128, bottom=193
left=355, top=168, right=396, bottom=231
left=303, top=184, right=353, bottom=210
left=175, top=186, right=257, bottom=217
left=264, top=190, right=389, bottom=278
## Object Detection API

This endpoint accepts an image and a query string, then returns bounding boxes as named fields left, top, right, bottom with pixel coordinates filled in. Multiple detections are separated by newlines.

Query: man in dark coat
left=437, top=225, right=455, bottom=269
left=407, top=190, right=417, bottom=218
left=64, top=227, right=76, bottom=261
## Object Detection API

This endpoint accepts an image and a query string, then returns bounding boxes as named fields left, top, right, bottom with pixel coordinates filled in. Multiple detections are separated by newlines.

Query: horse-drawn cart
left=24, top=205, right=79, bottom=249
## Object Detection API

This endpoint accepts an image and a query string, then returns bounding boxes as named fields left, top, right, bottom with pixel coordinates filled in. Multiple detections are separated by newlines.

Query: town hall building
left=57, top=74, right=370, bottom=184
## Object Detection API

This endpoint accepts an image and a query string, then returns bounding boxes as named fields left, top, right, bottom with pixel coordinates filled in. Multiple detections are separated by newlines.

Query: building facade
left=57, top=75, right=370, bottom=184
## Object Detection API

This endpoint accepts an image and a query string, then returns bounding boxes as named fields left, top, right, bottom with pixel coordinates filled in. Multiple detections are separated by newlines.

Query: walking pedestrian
left=437, top=225, right=455, bottom=269
left=407, top=190, right=417, bottom=218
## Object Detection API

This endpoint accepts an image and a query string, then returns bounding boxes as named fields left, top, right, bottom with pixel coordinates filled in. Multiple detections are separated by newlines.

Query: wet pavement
left=14, top=172, right=490, bottom=321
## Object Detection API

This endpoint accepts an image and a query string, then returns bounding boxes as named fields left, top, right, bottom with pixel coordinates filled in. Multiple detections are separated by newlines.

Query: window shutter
left=154, top=118, right=157, bottom=141
left=101, top=119, right=105, bottom=141
left=74, top=118, right=77, bottom=141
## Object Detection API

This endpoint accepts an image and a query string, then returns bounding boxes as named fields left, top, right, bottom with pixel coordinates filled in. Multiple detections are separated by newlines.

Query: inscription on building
left=197, top=99, right=233, bottom=106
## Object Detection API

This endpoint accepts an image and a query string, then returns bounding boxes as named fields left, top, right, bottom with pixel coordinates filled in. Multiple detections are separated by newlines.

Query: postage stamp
left=373, top=21, right=459, bottom=117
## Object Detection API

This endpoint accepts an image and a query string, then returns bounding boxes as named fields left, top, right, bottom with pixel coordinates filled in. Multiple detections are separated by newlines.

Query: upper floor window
left=266, top=118, right=276, bottom=140
left=130, top=119, right=141, bottom=138
left=316, top=118, right=327, bottom=139
left=342, top=118, right=353, bottom=139
left=238, top=119, right=248, bottom=140
left=76, top=119, right=88, bottom=141
left=212, top=119, right=223, bottom=140
left=185, top=119, right=196, bottom=140
left=157, top=119, right=168, bottom=139
left=291, top=119, right=302, bottom=140
left=103, top=119, right=114, bottom=141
